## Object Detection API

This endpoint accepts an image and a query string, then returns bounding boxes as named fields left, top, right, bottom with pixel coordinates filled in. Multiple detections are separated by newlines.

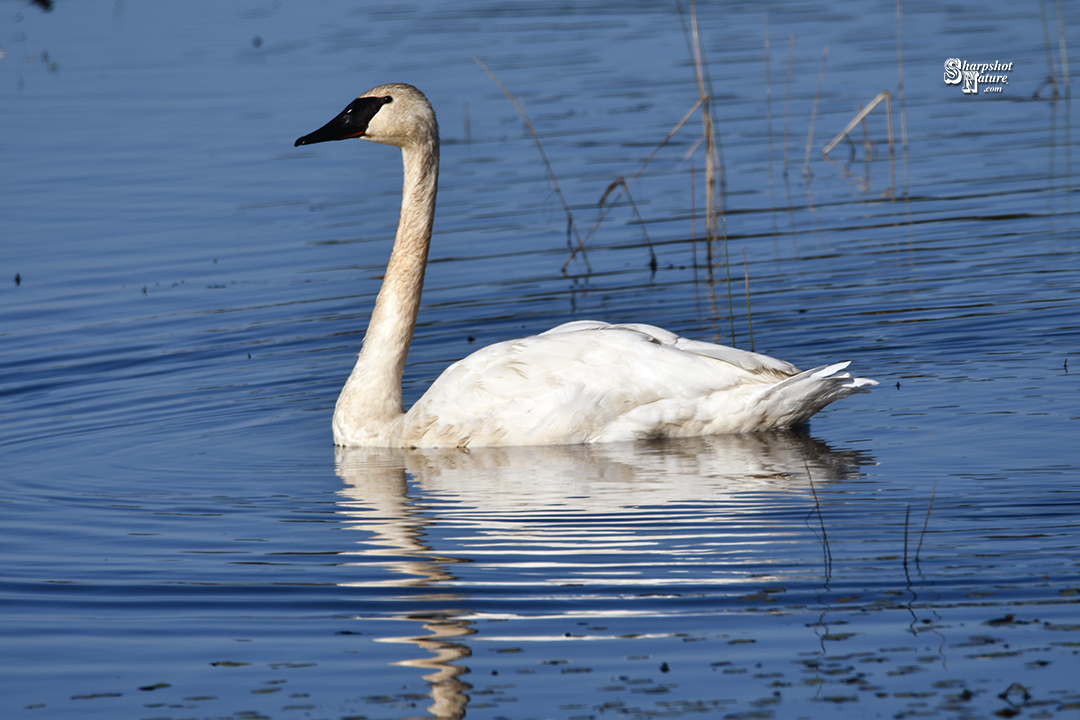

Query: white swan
left=296, top=83, right=876, bottom=448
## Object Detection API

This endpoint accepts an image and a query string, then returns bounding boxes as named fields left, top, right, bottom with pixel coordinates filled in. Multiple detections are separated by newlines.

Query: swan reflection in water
left=334, top=431, right=872, bottom=720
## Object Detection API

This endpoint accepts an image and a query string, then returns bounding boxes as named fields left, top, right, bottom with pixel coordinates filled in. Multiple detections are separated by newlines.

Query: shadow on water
left=334, top=431, right=870, bottom=720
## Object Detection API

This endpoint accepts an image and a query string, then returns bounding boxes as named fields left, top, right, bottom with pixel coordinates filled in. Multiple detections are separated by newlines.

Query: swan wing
left=402, top=322, right=870, bottom=447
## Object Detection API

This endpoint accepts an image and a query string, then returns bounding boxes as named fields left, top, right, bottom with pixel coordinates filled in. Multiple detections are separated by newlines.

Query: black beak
left=294, top=96, right=391, bottom=147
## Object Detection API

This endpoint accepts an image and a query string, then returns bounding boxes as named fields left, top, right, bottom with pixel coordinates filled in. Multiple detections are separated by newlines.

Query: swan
left=295, top=83, right=876, bottom=448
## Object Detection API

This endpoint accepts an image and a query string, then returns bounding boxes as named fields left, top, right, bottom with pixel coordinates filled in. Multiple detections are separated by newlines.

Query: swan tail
left=756, top=361, right=877, bottom=428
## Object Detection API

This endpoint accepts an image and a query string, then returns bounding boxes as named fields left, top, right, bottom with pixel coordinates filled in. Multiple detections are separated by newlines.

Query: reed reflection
left=334, top=431, right=871, bottom=719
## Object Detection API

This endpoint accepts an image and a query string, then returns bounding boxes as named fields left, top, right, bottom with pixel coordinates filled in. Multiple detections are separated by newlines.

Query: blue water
left=2, top=0, right=1079, bottom=718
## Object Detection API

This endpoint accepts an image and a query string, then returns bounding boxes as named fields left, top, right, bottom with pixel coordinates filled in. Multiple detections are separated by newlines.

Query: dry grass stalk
left=859, top=103, right=871, bottom=159
left=682, top=0, right=734, bottom=344
left=783, top=34, right=796, bottom=230
left=1035, top=0, right=1070, bottom=98
left=563, top=96, right=705, bottom=273
left=1056, top=0, right=1071, bottom=91
left=896, top=0, right=908, bottom=150
left=821, top=90, right=892, bottom=156
left=783, top=34, right=794, bottom=180
left=896, top=0, right=910, bottom=199
left=803, top=46, right=829, bottom=183
left=478, top=49, right=706, bottom=282
left=1039, top=0, right=1060, bottom=99
left=742, top=247, right=754, bottom=352
left=916, top=482, right=937, bottom=572
left=599, top=178, right=658, bottom=274
left=765, top=16, right=777, bottom=239
left=690, top=158, right=702, bottom=319
left=472, top=56, right=590, bottom=272
left=821, top=90, right=895, bottom=193
left=804, top=460, right=833, bottom=578
left=903, top=503, right=912, bottom=581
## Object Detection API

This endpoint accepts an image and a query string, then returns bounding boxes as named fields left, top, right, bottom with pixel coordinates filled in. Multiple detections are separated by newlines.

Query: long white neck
left=333, top=135, right=439, bottom=445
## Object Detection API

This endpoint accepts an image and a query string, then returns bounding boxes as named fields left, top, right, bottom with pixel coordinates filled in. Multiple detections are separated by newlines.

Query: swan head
left=294, top=83, right=437, bottom=151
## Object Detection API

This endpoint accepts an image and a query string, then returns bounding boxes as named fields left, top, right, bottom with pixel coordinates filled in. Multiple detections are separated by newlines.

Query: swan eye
left=382, top=95, right=393, bottom=104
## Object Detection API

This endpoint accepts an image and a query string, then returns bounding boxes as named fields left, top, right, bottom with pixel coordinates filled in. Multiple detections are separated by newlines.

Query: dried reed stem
left=859, top=102, right=871, bottom=159
left=822, top=90, right=892, bottom=156
left=690, top=159, right=703, bottom=319
left=1056, top=0, right=1071, bottom=91
left=742, top=247, right=754, bottom=352
left=685, top=0, right=734, bottom=345
left=896, top=0, right=908, bottom=149
left=804, top=460, right=833, bottom=578
left=783, top=34, right=796, bottom=230
left=599, top=178, right=658, bottom=273
left=821, top=90, right=895, bottom=193
left=1040, top=0, right=1059, bottom=99
left=765, top=15, right=777, bottom=238
left=903, top=503, right=912, bottom=581
left=473, top=56, right=589, bottom=272
left=562, top=96, right=705, bottom=273
left=783, top=35, right=794, bottom=180
left=803, top=46, right=828, bottom=183
left=915, top=482, right=936, bottom=572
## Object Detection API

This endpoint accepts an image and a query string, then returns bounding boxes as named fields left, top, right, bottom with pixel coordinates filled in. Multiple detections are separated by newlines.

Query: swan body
left=296, top=83, right=876, bottom=448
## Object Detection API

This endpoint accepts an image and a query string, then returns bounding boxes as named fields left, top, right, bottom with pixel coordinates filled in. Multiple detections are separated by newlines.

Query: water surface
left=2, top=1, right=1079, bottom=718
